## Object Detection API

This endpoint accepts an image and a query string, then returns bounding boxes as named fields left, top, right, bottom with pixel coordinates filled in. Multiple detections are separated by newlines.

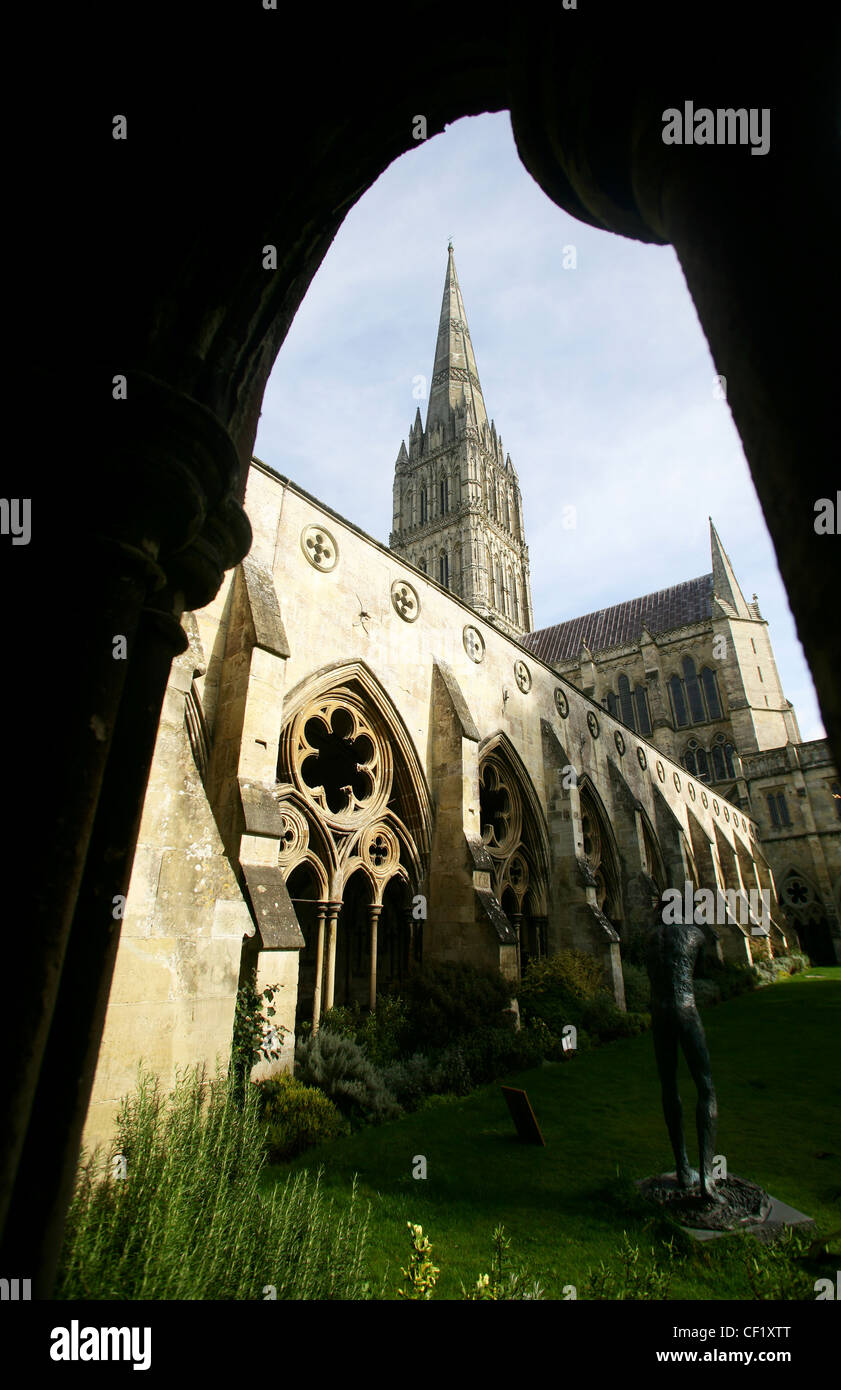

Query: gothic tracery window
left=669, top=655, right=724, bottom=728
left=419, top=487, right=428, bottom=525
left=440, top=475, right=449, bottom=516
left=439, top=550, right=449, bottom=589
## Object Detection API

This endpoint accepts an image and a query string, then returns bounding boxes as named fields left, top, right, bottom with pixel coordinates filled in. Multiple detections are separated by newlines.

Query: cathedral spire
left=709, top=518, right=752, bottom=618
left=425, top=244, right=489, bottom=436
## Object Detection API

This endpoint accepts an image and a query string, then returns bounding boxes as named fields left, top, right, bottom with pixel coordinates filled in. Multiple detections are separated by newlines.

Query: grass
left=263, top=967, right=841, bottom=1299
left=58, top=1068, right=372, bottom=1299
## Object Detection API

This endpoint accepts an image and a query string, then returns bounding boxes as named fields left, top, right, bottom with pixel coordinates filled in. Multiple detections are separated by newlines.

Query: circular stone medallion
left=463, top=625, right=485, bottom=663
left=701, top=791, right=708, bottom=809
left=554, top=687, right=569, bottom=719
left=514, top=660, right=531, bottom=693
left=391, top=579, right=420, bottom=622
left=713, top=799, right=720, bottom=816
left=587, top=711, right=600, bottom=738
left=656, top=760, right=665, bottom=783
left=673, top=771, right=681, bottom=791
left=301, top=524, right=338, bottom=571
left=688, top=782, right=696, bottom=801
left=724, top=805, right=730, bottom=822
left=614, top=731, right=625, bottom=756
left=637, top=747, right=647, bottom=770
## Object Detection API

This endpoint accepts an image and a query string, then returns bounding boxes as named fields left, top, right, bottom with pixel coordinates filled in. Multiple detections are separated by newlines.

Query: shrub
left=433, top=1043, right=474, bottom=1096
left=379, top=1053, right=442, bottom=1111
left=693, top=978, right=722, bottom=1009
left=320, top=995, right=409, bottom=1067
left=579, top=993, right=650, bottom=1042
left=457, top=1025, right=545, bottom=1084
left=620, top=961, right=651, bottom=1013
left=57, top=1066, right=371, bottom=1299
left=257, top=1074, right=349, bottom=1160
left=295, top=1027, right=402, bottom=1125
left=699, top=959, right=755, bottom=1001
left=397, top=961, right=515, bottom=1051
left=520, top=950, right=606, bottom=1001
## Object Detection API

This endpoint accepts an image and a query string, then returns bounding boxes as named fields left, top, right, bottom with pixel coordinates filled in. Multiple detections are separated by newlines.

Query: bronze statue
left=645, top=908, right=723, bottom=1203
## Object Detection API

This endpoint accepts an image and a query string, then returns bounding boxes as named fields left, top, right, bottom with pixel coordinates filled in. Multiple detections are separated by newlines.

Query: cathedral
left=82, top=247, right=841, bottom=1149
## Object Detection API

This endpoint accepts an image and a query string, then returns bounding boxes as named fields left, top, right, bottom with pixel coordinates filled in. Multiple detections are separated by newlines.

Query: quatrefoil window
left=514, top=660, right=531, bottom=693
left=301, top=524, right=339, bottom=571
left=480, top=763, right=512, bottom=849
left=368, top=834, right=389, bottom=867
left=301, top=707, right=375, bottom=814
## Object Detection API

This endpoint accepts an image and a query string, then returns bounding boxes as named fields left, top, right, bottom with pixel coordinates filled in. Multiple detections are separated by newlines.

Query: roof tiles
left=524, top=573, right=714, bottom=664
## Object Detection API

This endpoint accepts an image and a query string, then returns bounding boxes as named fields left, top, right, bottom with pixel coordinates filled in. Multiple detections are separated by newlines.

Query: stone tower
left=390, top=245, right=533, bottom=640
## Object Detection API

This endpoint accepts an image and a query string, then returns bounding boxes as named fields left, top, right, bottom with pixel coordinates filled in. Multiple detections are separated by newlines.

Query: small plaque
left=501, top=1086, right=546, bottom=1146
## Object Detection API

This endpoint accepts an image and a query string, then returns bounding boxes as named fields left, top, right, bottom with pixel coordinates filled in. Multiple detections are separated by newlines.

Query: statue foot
left=700, top=1184, right=726, bottom=1206
left=677, top=1166, right=699, bottom=1189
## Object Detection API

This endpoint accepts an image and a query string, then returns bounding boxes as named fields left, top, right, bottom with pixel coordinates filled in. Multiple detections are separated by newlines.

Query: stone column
left=324, top=902, right=342, bottom=1013
left=368, top=905, right=383, bottom=1010
left=511, top=913, right=523, bottom=976
left=312, top=903, right=328, bottom=1033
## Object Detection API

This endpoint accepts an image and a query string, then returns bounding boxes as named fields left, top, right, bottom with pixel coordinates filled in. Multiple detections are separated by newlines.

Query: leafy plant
left=397, top=1223, right=440, bottom=1299
left=397, top=961, right=515, bottom=1051
left=742, top=1225, right=816, bottom=1300
left=620, top=961, right=651, bottom=1013
left=231, top=976, right=287, bottom=1086
left=57, top=1066, right=372, bottom=1299
left=295, top=1027, right=402, bottom=1125
left=461, top=1224, right=545, bottom=1301
left=582, top=1232, right=677, bottom=1300
left=257, top=1074, right=350, bottom=1160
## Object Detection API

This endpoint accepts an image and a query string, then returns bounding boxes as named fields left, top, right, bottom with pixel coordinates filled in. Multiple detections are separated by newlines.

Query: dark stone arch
left=11, top=10, right=841, bottom=1292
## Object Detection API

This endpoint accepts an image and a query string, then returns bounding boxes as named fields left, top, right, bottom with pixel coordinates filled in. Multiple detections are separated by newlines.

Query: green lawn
left=263, top=969, right=841, bottom=1299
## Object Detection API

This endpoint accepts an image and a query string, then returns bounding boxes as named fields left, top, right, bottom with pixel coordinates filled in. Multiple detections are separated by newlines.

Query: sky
left=254, top=111, right=824, bottom=742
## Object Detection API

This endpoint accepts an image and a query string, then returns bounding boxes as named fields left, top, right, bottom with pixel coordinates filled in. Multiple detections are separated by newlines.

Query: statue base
left=636, top=1173, right=814, bottom=1243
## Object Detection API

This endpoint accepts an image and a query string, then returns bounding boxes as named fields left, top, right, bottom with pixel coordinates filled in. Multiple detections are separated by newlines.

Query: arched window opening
left=669, top=674, right=689, bottom=727
left=512, top=575, right=520, bottom=625
left=606, top=691, right=619, bottom=719
left=439, top=551, right=449, bottom=589
left=634, top=684, right=652, bottom=736
left=618, top=674, right=635, bottom=729
left=419, top=487, right=428, bottom=525
left=495, top=558, right=503, bottom=612
left=683, top=655, right=705, bottom=723
left=439, top=475, right=449, bottom=516
left=701, top=666, right=722, bottom=720
left=767, top=791, right=791, bottom=828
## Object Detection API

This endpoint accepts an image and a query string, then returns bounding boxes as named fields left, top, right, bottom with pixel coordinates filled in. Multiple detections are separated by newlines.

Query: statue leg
left=680, top=1011, right=721, bottom=1201
left=652, top=1015, right=695, bottom=1187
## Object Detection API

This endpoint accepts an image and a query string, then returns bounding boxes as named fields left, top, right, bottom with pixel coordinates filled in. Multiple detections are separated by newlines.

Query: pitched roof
left=523, top=573, right=715, bottom=664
